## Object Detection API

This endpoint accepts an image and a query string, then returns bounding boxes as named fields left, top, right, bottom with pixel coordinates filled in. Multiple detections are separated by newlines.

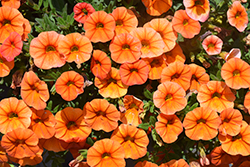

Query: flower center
left=108, top=77, right=117, bottom=84
left=129, top=103, right=139, bottom=109
left=31, top=85, right=39, bottom=92
left=183, top=19, right=189, bottom=26
left=95, top=60, right=101, bottom=65
left=165, top=94, right=173, bottom=101
left=232, top=134, right=242, bottom=141
left=141, top=40, right=150, bottom=48
left=208, top=43, right=215, bottom=48
left=125, top=136, right=134, bottom=142
left=212, top=92, right=221, bottom=98
left=150, top=59, right=160, bottom=66
left=192, top=74, right=198, bottom=81
left=197, top=119, right=206, bottom=124
left=71, top=45, right=79, bottom=52
left=9, top=112, right=18, bottom=118
left=67, top=121, right=76, bottom=129
left=34, top=118, right=43, bottom=123
left=96, top=22, right=104, bottom=28
left=130, top=68, right=138, bottom=73
left=167, top=119, right=174, bottom=125
left=116, top=20, right=123, bottom=26
left=102, top=153, right=111, bottom=159
left=195, top=0, right=204, bottom=6
left=82, top=8, right=88, bottom=15
left=67, top=81, right=75, bottom=86
left=233, top=70, right=240, bottom=76
left=96, top=111, right=106, bottom=116
left=0, top=58, right=3, bottom=63
left=3, top=20, right=10, bottom=26
left=223, top=118, right=229, bottom=123
left=122, top=44, right=130, bottom=50
left=16, top=139, right=24, bottom=144
left=171, top=73, right=180, bottom=80
left=235, top=11, right=241, bottom=18
left=46, top=45, right=56, bottom=52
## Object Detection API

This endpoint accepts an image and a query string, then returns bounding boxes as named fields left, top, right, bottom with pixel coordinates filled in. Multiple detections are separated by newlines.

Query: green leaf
left=149, top=116, right=156, bottom=125
left=189, top=102, right=198, bottom=111
left=47, top=100, right=53, bottom=110
left=150, top=105, right=155, bottom=113
left=79, top=149, right=88, bottom=158
left=177, top=33, right=184, bottom=43
left=151, top=129, right=163, bottom=146
left=144, top=89, right=153, bottom=100
left=138, top=123, right=150, bottom=130
left=86, top=137, right=94, bottom=146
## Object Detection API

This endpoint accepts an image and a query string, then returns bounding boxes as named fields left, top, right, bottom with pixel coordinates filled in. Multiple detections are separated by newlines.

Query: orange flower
left=84, top=11, right=116, bottom=43
left=142, top=54, right=167, bottom=80
left=20, top=71, right=50, bottom=110
left=172, top=10, right=201, bottom=39
left=141, top=0, right=172, bottom=16
left=0, top=97, right=32, bottom=134
left=0, top=32, right=22, bottom=62
left=0, top=52, right=14, bottom=77
left=183, top=0, right=210, bottom=22
left=183, top=107, right=221, bottom=140
left=22, top=18, right=31, bottom=41
left=119, top=59, right=149, bottom=86
left=39, top=136, right=65, bottom=152
left=29, top=31, right=65, bottom=69
left=0, top=143, right=8, bottom=163
left=1, top=0, right=20, bottom=9
left=111, top=124, right=149, bottom=159
left=153, top=81, right=187, bottom=115
left=155, top=114, right=183, bottom=143
left=189, top=63, right=210, bottom=92
left=244, top=91, right=250, bottom=114
left=73, top=2, right=95, bottom=24
left=219, top=121, right=250, bottom=156
left=111, top=7, right=138, bottom=35
left=202, top=35, right=223, bottom=55
left=159, top=159, right=189, bottom=167
left=55, top=71, right=84, bottom=101
left=197, top=81, right=236, bottom=113
left=161, top=61, right=192, bottom=91
left=221, top=58, right=250, bottom=90
left=29, top=108, right=56, bottom=139
left=130, top=27, right=165, bottom=58
left=83, top=98, right=120, bottom=132
left=144, top=18, right=177, bottom=52
left=90, top=50, right=111, bottom=80
left=58, top=32, right=92, bottom=65
left=134, top=161, right=158, bottom=167
left=55, top=107, right=91, bottom=143
left=227, top=1, right=248, bottom=32
left=110, top=33, right=141, bottom=64
left=87, top=139, right=125, bottom=167
left=94, top=67, right=128, bottom=98
left=164, top=44, right=186, bottom=64
left=1, top=128, right=40, bottom=159
left=0, top=6, right=24, bottom=43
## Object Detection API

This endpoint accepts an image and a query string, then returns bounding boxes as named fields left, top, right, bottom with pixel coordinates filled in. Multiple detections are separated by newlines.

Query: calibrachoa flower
left=111, top=124, right=149, bottom=159
left=219, top=121, right=250, bottom=156
left=183, top=0, right=210, bottom=22
left=58, top=32, right=93, bottom=65
left=110, top=33, right=142, bottom=64
left=141, top=0, right=172, bottom=16
left=0, top=52, right=14, bottom=77
left=73, top=2, right=95, bottom=24
left=110, top=7, right=138, bottom=35
left=197, top=81, right=236, bottom=113
left=20, top=71, right=50, bottom=110
left=159, top=159, right=189, bottom=167
left=55, top=71, right=85, bottom=101
left=164, top=44, right=186, bottom=64
left=83, top=98, right=120, bottom=132
left=0, top=97, right=32, bottom=134
left=54, top=107, right=91, bottom=143
left=227, top=1, right=248, bottom=32
left=39, top=136, right=65, bottom=153
left=134, top=161, right=158, bottom=167
left=1, top=0, right=20, bottom=9
left=222, top=48, right=241, bottom=61
left=244, top=91, right=250, bottom=114
left=221, top=57, right=250, bottom=89
left=87, top=139, right=125, bottom=167
left=155, top=114, right=183, bottom=144
left=153, top=81, right=187, bottom=115
left=119, top=59, right=149, bottom=86
left=1, top=128, right=40, bottom=159
left=29, top=31, right=65, bottom=69
left=84, top=11, right=116, bottom=43
left=22, top=18, right=31, bottom=41
left=183, top=107, right=221, bottom=140
left=172, top=10, right=201, bottom=39
left=0, top=143, right=8, bottom=163
left=202, top=35, right=223, bottom=55
left=90, top=50, right=111, bottom=80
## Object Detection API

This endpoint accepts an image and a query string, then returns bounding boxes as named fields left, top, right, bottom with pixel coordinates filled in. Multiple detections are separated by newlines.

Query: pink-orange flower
left=135, top=161, right=158, bottom=167
left=0, top=52, right=14, bottom=77
left=164, top=44, right=186, bottom=64
left=202, top=35, right=223, bottom=55
left=159, top=159, right=189, bottom=167
left=244, top=91, right=250, bottom=114
left=1, top=0, right=20, bottom=9
left=184, top=0, right=210, bottom=22
left=73, top=2, right=95, bottom=24
left=141, top=0, right=172, bottom=16
left=22, top=18, right=31, bottom=41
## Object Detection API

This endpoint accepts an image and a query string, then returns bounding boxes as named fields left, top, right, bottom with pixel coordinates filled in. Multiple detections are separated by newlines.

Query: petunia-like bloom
left=172, top=10, right=201, bottom=39
left=110, top=7, right=138, bottom=35
left=134, top=161, right=158, bottom=167
left=130, top=27, right=165, bottom=58
left=221, top=57, right=250, bottom=90
left=141, top=0, right=172, bottom=16
left=227, top=1, right=248, bottom=32
left=202, top=35, right=223, bottom=55
left=22, top=18, right=31, bottom=41
left=0, top=32, right=23, bottom=62
left=1, top=0, right=20, bottom=9
left=0, top=52, right=14, bottom=77
left=110, top=33, right=142, bottom=64
left=0, top=6, right=24, bottom=43
left=183, top=107, right=221, bottom=140
left=197, top=81, right=236, bottom=113
left=155, top=114, right=183, bottom=144
left=87, top=139, right=125, bottom=167
left=0, top=143, right=8, bottom=163
left=153, top=81, right=187, bottom=115
left=219, top=121, right=250, bottom=156
left=244, top=91, right=250, bottom=114
left=183, top=0, right=210, bottom=22
left=95, top=67, right=128, bottom=98
left=20, top=71, right=50, bottom=110
left=144, top=18, right=177, bottom=52
left=142, top=54, right=168, bottom=80
left=73, top=2, right=95, bottom=24
left=55, top=71, right=84, bottom=101
left=83, top=98, right=120, bottom=132
left=0, top=97, right=32, bottom=134
left=165, top=44, right=186, bottom=64
left=29, top=31, right=65, bottom=69
left=1, top=128, right=40, bottom=159
left=189, top=63, right=210, bottom=92
left=84, top=11, right=116, bottom=43
left=159, top=159, right=189, bottom=167
left=39, top=136, right=65, bottom=153
left=119, top=59, right=149, bottom=86
left=161, top=61, right=192, bottom=91
left=90, top=50, right=111, bottom=80
left=55, top=107, right=91, bottom=143
left=29, top=108, right=56, bottom=139
left=58, top=32, right=93, bottom=65
left=111, top=124, right=149, bottom=159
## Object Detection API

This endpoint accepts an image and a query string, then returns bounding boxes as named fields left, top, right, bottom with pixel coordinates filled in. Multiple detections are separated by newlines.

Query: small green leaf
left=189, top=102, right=198, bottom=111
left=144, top=89, right=153, bottom=100
left=138, top=123, right=150, bottom=130
left=149, top=116, right=156, bottom=125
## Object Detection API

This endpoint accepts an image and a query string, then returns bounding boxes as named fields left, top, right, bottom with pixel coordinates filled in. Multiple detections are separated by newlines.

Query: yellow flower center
left=9, top=112, right=18, bottom=118
left=34, top=118, right=43, bottom=123
left=71, top=45, right=79, bottom=52
left=130, top=68, right=138, bottom=73
left=212, top=92, right=221, bottom=98
left=208, top=43, right=215, bottom=48
left=116, top=20, right=123, bottom=26
left=165, top=94, right=173, bottom=101
left=232, top=134, right=242, bottom=141
left=102, top=153, right=111, bottom=159
left=183, top=19, right=189, bottom=26
left=67, top=121, right=76, bottom=129
left=96, top=22, right=104, bottom=28
left=129, top=103, right=139, bottom=109
left=125, top=136, right=134, bottom=142
left=122, top=44, right=130, bottom=50
left=197, top=118, right=206, bottom=124
left=235, top=11, right=241, bottom=19
left=67, top=81, right=75, bottom=86
left=171, top=73, right=180, bottom=80
left=108, top=77, right=117, bottom=84
left=82, top=8, right=88, bottom=15
left=3, top=20, right=10, bottom=26
left=46, top=45, right=56, bottom=52
left=233, top=69, right=241, bottom=76
left=141, top=40, right=150, bottom=48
